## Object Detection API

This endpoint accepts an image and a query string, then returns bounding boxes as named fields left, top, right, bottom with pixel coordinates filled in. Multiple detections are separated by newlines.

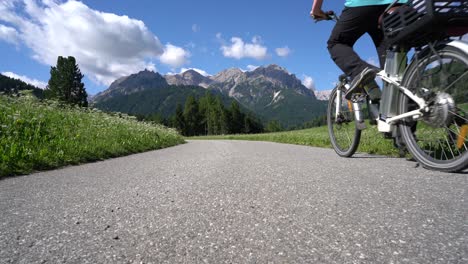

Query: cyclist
left=310, top=0, right=407, bottom=102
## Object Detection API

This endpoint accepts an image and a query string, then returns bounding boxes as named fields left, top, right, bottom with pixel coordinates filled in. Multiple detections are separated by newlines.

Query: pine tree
left=198, top=92, right=214, bottom=135
left=46, top=56, right=88, bottom=107
left=266, top=120, right=283, bottom=133
left=213, top=96, right=228, bottom=135
left=204, top=94, right=218, bottom=135
left=229, top=101, right=244, bottom=134
left=174, top=104, right=185, bottom=135
left=183, top=96, right=202, bottom=136
left=244, top=114, right=263, bottom=134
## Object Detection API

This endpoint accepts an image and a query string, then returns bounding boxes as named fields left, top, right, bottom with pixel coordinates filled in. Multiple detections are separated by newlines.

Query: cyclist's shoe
left=345, top=67, right=378, bottom=100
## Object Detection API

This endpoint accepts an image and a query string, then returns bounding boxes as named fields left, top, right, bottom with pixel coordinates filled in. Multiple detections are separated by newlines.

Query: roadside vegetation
left=190, top=123, right=399, bottom=157
left=0, top=94, right=184, bottom=177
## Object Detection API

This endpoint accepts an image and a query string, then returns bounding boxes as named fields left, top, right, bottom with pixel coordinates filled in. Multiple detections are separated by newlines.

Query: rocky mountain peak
left=105, top=70, right=166, bottom=91
left=249, top=64, right=289, bottom=79
left=246, top=64, right=304, bottom=91
left=212, top=68, right=245, bottom=83
left=93, top=69, right=167, bottom=101
left=165, top=69, right=213, bottom=88
left=182, top=69, right=202, bottom=78
left=265, top=64, right=286, bottom=71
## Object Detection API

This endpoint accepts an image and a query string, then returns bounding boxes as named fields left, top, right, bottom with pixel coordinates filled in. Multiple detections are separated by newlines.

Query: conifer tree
left=183, top=96, right=202, bottom=136
left=174, top=104, right=185, bottom=135
left=212, top=96, right=228, bottom=135
left=266, top=120, right=284, bottom=132
left=244, top=114, right=263, bottom=134
left=198, top=92, right=214, bottom=135
left=46, top=56, right=88, bottom=107
left=229, top=101, right=244, bottom=134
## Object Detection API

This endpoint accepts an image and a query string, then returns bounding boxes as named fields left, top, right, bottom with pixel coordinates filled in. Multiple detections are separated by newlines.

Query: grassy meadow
left=190, top=123, right=400, bottom=157
left=0, top=94, right=185, bottom=177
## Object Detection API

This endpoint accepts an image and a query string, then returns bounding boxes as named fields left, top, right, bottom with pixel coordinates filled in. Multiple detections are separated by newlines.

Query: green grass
left=0, top=95, right=185, bottom=177
left=459, top=103, right=468, bottom=111
left=190, top=123, right=399, bottom=157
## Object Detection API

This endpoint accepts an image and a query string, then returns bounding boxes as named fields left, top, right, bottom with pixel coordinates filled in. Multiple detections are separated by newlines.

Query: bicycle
left=321, top=0, right=468, bottom=172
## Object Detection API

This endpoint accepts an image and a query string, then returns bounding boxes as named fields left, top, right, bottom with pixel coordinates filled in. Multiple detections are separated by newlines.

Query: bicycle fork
left=335, top=84, right=365, bottom=124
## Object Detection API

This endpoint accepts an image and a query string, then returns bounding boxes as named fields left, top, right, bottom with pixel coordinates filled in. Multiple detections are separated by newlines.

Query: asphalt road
left=0, top=140, right=466, bottom=263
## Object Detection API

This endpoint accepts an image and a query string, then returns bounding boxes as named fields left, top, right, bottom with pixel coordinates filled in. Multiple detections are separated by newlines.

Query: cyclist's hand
left=310, top=10, right=334, bottom=22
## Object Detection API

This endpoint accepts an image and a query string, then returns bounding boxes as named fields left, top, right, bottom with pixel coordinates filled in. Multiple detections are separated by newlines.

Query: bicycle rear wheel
left=327, top=85, right=361, bottom=157
left=399, top=43, right=468, bottom=172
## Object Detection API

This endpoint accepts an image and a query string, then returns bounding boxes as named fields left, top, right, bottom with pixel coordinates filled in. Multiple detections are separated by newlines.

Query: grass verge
left=0, top=95, right=185, bottom=177
left=190, top=123, right=399, bottom=157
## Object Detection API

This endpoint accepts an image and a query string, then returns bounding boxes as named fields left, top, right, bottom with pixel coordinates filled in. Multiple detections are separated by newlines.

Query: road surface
left=0, top=140, right=466, bottom=263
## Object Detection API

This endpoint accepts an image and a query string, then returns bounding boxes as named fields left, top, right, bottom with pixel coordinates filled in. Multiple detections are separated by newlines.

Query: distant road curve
left=0, top=140, right=466, bottom=263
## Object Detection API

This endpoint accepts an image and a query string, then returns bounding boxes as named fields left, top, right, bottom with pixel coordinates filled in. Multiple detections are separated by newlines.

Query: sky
left=0, top=0, right=386, bottom=95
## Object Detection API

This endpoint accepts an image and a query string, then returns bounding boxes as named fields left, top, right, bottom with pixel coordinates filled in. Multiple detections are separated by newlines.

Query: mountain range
left=92, top=64, right=328, bottom=127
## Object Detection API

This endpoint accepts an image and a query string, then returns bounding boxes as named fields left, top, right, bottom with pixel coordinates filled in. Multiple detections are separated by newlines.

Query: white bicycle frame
left=375, top=70, right=427, bottom=133
left=335, top=39, right=468, bottom=133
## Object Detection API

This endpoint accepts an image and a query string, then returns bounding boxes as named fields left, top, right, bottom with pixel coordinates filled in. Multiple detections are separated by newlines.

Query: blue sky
left=0, top=0, right=382, bottom=95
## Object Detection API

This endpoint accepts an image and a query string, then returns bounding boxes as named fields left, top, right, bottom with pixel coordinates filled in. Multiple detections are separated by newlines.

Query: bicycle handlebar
left=311, top=11, right=339, bottom=23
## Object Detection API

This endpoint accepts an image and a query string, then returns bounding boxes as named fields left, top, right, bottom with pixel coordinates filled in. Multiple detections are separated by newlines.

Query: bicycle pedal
left=351, top=94, right=367, bottom=103
left=356, top=121, right=367, bottom=130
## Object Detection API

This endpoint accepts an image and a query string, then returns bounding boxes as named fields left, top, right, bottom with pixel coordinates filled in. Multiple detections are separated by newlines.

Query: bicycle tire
left=399, top=43, right=468, bottom=172
left=327, top=85, right=361, bottom=157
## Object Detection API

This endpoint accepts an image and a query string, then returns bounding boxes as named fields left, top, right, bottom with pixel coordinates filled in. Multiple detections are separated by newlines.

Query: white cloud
left=192, top=24, right=200, bottom=33
left=180, top=67, right=211, bottom=76
left=221, top=36, right=268, bottom=60
left=302, top=75, right=315, bottom=91
left=0, top=24, right=19, bottom=45
left=160, top=44, right=190, bottom=68
left=275, top=46, right=291, bottom=57
left=0, top=0, right=189, bottom=86
left=2, top=71, right=47, bottom=88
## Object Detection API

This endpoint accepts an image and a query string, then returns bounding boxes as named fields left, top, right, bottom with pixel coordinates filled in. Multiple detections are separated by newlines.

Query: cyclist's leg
left=366, top=7, right=389, bottom=102
left=327, top=6, right=380, bottom=79
left=369, top=26, right=388, bottom=69
left=328, top=5, right=388, bottom=100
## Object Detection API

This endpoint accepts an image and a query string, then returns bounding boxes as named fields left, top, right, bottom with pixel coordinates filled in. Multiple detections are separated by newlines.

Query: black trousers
left=327, top=5, right=389, bottom=79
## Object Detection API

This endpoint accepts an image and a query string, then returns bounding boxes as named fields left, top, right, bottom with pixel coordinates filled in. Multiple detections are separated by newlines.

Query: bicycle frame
left=334, top=39, right=468, bottom=134
left=377, top=39, right=468, bottom=132
left=376, top=68, right=428, bottom=133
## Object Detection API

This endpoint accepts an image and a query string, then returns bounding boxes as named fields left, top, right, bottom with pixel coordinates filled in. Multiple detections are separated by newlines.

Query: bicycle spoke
left=444, top=136, right=455, bottom=159
left=449, top=110, right=468, bottom=124
left=442, top=70, right=468, bottom=93
left=445, top=126, right=468, bottom=143
left=328, top=87, right=360, bottom=157
left=446, top=128, right=463, bottom=156
left=344, top=126, right=352, bottom=145
left=439, top=139, right=449, bottom=160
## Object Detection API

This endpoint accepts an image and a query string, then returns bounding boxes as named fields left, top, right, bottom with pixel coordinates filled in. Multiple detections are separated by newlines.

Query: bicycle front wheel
left=399, top=43, right=468, bottom=172
left=327, top=85, right=361, bottom=157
